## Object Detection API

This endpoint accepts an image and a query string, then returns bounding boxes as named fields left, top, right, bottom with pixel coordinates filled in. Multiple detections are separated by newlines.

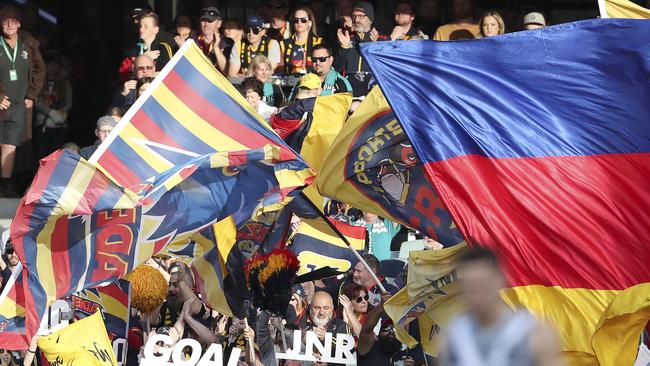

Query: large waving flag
left=601, top=0, right=650, bottom=18
left=362, top=19, right=650, bottom=365
left=318, top=86, right=464, bottom=246
left=6, top=40, right=313, bottom=347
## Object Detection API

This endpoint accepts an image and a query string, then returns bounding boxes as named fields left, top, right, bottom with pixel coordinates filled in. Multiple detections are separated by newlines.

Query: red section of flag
left=425, top=153, right=650, bottom=290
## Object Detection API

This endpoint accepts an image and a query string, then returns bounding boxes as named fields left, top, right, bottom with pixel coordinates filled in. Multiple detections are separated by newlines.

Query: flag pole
left=597, top=0, right=609, bottom=17
left=298, top=192, right=387, bottom=293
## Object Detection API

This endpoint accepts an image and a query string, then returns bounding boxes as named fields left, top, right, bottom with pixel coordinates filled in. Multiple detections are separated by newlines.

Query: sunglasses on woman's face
left=355, top=294, right=369, bottom=303
left=293, top=17, right=309, bottom=24
left=246, top=27, right=262, bottom=35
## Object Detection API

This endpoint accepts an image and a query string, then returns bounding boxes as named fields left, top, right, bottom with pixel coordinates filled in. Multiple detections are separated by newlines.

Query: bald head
left=134, top=54, right=155, bottom=79
left=310, top=291, right=333, bottom=327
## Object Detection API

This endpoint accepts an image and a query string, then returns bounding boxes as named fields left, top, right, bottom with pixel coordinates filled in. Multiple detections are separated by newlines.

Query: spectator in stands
left=0, top=4, right=45, bottom=197
left=440, top=248, right=563, bottom=365
left=223, top=19, right=244, bottom=45
left=136, top=12, right=174, bottom=71
left=172, top=15, right=194, bottom=48
left=79, top=116, right=116, bottom=160
left=228, top=15, right=281, bottom=77
left=1, top=234, right=19, bottom=292
left=280, top=7, right=323, bottom=75
left=135, top=76, right=152, bottom=98
left=111, top=54, right=155, bottom=110
left=480, top=11, right=505, bottom=37
left=107, top=106, right=123, bottom=122
left=158, top=263, right=212, bottom=332
left=195, top=6, right=232, bottom=73
left=337, top=2, right=386, bottom=97
left=433, top=0, right=480, bottom=41
left=355, top=212, right=401, bottom=261
left=293, top=73, right=322, bottom=100
left=0, top=348, right=18, bottom=366
left=416, top=0, right=441, bottom=36
left=308, top=291, right=348, bottom=341
left=249, top=55, right=285, bottom=108
left=288, top=285, right=308, bottom=328
left=390, top=2, right=422, bottom=40
left=62, top=142, right=79, bottom=154
left=338, top=282, right=372, bottom=337
left=241, top=76, right=277, bottom=122
left=357, top=293, right=405, bottom=366
left=523, top=11, right=547, bottom=30
left=352, top=254, right=399, bottom=306
left=33, top=52, right=72, bottom=161
left=288, top=44, right=352, bottom=101
left=266, top=0, right=291, bottom=42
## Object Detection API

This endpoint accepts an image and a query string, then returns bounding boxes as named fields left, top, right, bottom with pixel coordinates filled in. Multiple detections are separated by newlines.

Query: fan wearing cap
left=337, top=2, right=387, bottom=97
left=228, top=15, right=281, bottom=77
left=1, top=230, right=19, bottom=292
left=193, top=6, right=233, bottom=74
left=79, top=115, right=117, bottom=160
left=523, top=11, right=547, bottom=30
left=0, top=4, right=45, bottom=197
left=265, top=0, right=292, bottom=42
left=433, top=0, right=480, bottom=41
left=390, top=2, right=423, bottom=41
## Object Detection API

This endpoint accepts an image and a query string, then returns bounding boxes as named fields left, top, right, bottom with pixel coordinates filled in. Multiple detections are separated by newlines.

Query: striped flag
left=362, top=19, right=650, bottom=365
left=0, top=263, right=26, bottom=349
left=5, top=40, right=314, bottom=347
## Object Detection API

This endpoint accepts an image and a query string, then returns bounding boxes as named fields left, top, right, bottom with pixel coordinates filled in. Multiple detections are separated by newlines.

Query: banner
left=384, top=245, right=466, bottom=356
left=362, top=19, right=650, bottom=365
left=38, top=311, right=117, bottom=366
left=318, top=87, right=464, bottom=246
left=8, top=40, right=313, bottom=346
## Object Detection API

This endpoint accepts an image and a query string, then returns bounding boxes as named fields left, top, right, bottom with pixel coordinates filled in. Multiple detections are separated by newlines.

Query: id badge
left=9, top=69, right=17, bottom=81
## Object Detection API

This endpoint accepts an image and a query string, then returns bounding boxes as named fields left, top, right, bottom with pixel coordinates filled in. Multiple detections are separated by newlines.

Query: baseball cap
left=395, top=2, right=414, bottom=15
left=129, top=2, right=153, bottom=18
left=298, top=73, right=321, bottom=90
left=200, top=6, right=222, bottom=22
left=353, top=2, right=375, bottom=22
left=523, top=12, right=546, bottom=26
left=247, top=15, right=266, bottom=29
left=0, top=4, right=21, bottom=23
left=96, top=115, right=117, bottom=129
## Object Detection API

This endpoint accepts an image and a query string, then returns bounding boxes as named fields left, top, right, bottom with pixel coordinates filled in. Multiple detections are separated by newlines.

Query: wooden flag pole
left=298, top=192, right=387, bottom=293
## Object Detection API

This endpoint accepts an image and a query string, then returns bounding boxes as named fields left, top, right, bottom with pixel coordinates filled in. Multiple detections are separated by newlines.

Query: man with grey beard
left=306, top=291, right=348, bottom=365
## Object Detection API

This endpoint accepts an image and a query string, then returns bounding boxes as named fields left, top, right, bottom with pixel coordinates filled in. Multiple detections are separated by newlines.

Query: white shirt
left=257, top=101, right=277, bottom=122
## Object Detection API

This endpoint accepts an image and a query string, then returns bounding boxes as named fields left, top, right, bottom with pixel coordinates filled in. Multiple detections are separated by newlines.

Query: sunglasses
left=293, top=17, right=309, bottom=24
left=355, top=295, right=369, bottom=303
left=246, top=27, right=262, bottom=35
left=5, top=248, right=14, bottom=255
left=136, top=65, right=155, bottom=71
left=312, top=56, right=330, bottom=63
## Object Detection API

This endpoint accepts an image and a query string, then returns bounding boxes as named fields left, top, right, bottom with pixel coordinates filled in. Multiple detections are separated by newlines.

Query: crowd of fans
left=0, top=1, right=564, bottom=365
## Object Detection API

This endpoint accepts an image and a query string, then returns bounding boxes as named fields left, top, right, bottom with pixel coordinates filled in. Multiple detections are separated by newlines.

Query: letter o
left=172, top=338, right=202, bottom=365
left=143, top=334, right=173, bottom=361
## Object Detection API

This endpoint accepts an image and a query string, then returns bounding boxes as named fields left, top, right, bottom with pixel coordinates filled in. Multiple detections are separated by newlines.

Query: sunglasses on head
left=136, top=65, right=155, bottom=71
left=312, top=56, right=330, bottom=63
left=246, top=27, right=262, bottom=35
left=293, top=17, right=309, bottom=24
left=355, top=294, right=369, bottom=303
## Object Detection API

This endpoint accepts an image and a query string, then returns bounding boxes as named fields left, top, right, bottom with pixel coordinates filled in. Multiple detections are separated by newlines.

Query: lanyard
left=1, top=37, right=18, bottom=67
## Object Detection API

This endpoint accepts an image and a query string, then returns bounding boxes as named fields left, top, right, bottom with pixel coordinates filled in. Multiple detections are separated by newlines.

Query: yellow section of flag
left=384, top=244, right=467, bottom=356
left=604, top=0, right=650, bottom=18
left=38, top=311, right=117, bottom=366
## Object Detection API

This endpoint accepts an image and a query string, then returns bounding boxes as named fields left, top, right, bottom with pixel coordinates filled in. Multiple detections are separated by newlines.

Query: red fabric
left=424, top=153, right=650, bottom=290
left=270, top=114, right=302, bottom=139
left=118, top=57, right=135, bottom=83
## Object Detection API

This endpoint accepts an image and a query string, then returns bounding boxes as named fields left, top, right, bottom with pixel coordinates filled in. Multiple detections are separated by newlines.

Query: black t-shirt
left=357, top=342, right=393, bottom=366
left=0, top=36, right=30, bottom=104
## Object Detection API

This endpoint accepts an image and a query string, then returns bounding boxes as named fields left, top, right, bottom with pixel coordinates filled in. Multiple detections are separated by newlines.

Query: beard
left=167, top=294, right=184, bottom=313
left=311, top=314, right=330, bottom=327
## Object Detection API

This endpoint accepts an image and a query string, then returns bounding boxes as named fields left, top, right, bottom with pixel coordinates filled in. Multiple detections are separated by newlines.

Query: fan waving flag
left=5, top=40, right=313, bottom=347
left=362, top=19, right=650, bottom=365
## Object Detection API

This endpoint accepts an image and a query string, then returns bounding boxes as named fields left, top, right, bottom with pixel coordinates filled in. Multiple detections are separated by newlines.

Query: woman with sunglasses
left=338, top=282, right=372, bottom=338
left=0, top=349, right=17, bottom=366
left=280, top=7, right=322, bottom=75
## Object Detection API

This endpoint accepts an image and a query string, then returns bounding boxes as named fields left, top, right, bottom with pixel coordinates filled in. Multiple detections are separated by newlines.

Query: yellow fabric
left=383, top=245, right=467, bottom=356
left=604, top=0, right=650, bottom=18
left=38, top=311, right=117, bottom=366
left=433, top=23, right=480, bottom=41
left=502, top=283, right=650, bottom=365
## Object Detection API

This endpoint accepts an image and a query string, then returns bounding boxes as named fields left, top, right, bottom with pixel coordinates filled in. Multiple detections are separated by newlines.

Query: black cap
left=129, top=2, right=153, bottom=18
left=200, top=6, right=222, bottom=22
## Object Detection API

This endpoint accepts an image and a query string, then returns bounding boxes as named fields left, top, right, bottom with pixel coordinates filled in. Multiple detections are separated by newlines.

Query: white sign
left=140, top=334, right=241, bottom=366
left=276, top=330, right=356, bottom=365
